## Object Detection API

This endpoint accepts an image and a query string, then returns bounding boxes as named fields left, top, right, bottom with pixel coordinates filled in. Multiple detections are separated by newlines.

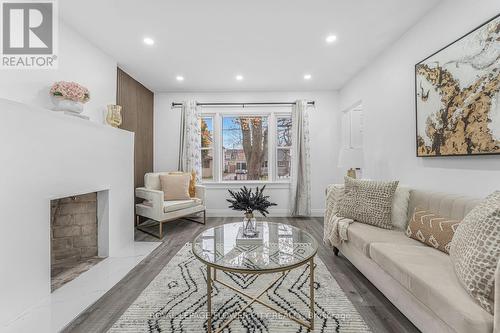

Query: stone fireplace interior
left=50, top=192, right=106, bottom=291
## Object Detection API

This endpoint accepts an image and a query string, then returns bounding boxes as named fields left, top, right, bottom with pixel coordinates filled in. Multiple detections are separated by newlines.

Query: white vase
left=51, top=96, right=84, bottom=114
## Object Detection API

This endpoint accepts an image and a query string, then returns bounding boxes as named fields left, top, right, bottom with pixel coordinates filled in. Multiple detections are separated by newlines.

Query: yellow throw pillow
left=189, top=170, right=196, bottom=198
left=160, top=173, right=191, bottom=201
left=406, top=207, right=460, bottom=254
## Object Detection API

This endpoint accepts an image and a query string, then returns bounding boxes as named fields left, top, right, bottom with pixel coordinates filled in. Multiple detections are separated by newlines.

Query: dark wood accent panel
left=116, top=68, right=154, bottom=189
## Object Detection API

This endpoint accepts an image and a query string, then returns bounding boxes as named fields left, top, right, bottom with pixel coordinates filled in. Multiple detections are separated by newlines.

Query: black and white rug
left=109, top=244, right=370, bottom=332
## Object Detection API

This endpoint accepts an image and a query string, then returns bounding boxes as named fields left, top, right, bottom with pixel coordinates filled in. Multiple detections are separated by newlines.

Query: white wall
left=0, top=22, right=137, bottom=326
left=0, top=21, right=117, bottom=123
left=339, top=0, right=500, bottom=198
left=155, top=91, right=341, bottom=216
left=0, top=99, right=135, bottom=326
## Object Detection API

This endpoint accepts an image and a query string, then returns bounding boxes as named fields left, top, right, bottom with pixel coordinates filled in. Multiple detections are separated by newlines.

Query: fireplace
left=50, top=192, right=107, bottom=291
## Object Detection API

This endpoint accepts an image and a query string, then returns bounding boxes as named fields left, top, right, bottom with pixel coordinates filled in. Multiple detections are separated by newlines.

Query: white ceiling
left=60, top=0, right=441, bottom=92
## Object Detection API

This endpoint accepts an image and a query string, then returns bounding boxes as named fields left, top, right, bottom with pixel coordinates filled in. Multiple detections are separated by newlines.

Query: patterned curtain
left=289, top=100, right=311, bottom=216
left=178, top=101, right=202, bottom=182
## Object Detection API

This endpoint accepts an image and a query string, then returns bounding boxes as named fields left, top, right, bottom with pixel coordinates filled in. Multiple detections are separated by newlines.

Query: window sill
left=201, top=181, right=291, bottom=189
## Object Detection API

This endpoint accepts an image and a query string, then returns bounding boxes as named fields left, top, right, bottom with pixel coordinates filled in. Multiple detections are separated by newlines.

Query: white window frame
left=199, top=108, right=292, bottom=185
left=200, top=115, right=215, bottom=181
left=275, top=114, right=292, bottom=181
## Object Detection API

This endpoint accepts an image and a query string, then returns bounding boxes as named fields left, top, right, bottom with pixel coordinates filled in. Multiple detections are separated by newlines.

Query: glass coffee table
left=192, top=221, right=318, bottom=333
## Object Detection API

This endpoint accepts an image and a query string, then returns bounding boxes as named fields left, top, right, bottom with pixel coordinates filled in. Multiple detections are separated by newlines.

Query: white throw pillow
left=159, top=173, right=191, bottom=201
left=391, top=186, right=411, bottom=230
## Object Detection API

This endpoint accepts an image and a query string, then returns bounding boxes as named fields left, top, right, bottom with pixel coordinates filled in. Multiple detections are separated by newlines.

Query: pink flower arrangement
left=50, top=81, right=90, bottom=103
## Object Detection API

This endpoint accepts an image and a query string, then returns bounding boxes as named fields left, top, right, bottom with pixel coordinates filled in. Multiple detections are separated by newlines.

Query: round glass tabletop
left=192, top=221, right=318, bottom=273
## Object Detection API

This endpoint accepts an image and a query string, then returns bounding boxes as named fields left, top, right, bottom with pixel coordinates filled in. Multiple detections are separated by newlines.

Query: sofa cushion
left=347, top=222, right=424, bottom=257
left=370, top=243, right=493, bottom=333
left=407, top=190, right=481, bottom=223
left=163, top=199, right=201, bottom=213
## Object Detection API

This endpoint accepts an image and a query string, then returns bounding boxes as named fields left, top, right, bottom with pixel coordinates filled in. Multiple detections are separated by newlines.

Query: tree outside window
left=200, top=117, right=214, bottom=180
left=222, top=116, right=268, bottom=181
left=198, top=112, right=292, bottom=183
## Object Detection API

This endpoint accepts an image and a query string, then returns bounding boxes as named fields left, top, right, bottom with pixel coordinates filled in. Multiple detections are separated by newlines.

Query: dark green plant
left=226, top=185, right=277, bottom=216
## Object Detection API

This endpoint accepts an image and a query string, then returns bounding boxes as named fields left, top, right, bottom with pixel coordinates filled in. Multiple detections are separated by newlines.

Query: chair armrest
left=495, top=259, right=500, bottom=332
left=195, top=185, right=206, bottom=204
left=136, top=187, right=164, bottom=201
left=136, top=187, right=164, bottom=214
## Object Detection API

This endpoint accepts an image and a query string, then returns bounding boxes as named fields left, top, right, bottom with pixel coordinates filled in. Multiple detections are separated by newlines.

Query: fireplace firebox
left=50, top=192, right=106, bottom=291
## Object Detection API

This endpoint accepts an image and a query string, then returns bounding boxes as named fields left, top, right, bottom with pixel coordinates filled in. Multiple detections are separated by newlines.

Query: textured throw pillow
left=449, top=191, right=500, bottom=314
left=337, top=177, right=399, bottom=229
left=160, top=173, right=191, bottom=201
left=391, top=186, right=411, bottom=230
left=406, top=208, right=460, bottom=254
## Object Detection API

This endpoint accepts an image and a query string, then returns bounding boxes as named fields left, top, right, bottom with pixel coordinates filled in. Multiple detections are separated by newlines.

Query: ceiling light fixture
left=325, top=35, right=337, bottom=43
left=236, top=75, right=244, bottom=81
left=176, top=76, right=184, bottom=81
left=143, top=37, right=155, bottom=45
left=304, top=74, right=312, bottom=80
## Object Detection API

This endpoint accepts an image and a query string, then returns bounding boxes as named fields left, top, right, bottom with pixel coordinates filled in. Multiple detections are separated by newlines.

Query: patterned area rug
left=109, top=244, right=370, bottom=332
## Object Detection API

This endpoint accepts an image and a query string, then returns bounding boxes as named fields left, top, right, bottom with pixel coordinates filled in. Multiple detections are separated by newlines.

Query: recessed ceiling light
left=325, top=35, right=337, bottom=43
left=236, top=75, right=244, bottom=81
left=143, top=37, right=155, bottom=45
left=304, top=74, right=312, bottom=80
left=176, top=75, right=184, bottom=81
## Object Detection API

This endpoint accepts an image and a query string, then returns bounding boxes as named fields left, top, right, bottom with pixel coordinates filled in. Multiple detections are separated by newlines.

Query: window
left=200, top=117, right=214, bottom=180
left=222, top=116, right=268, bottom=181
left=199, top=111, right=292, bottom=183
left=276, top=116, right=292, bottom=179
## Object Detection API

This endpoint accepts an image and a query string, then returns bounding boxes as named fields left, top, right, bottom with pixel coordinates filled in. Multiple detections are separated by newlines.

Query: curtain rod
left=171, top=101, right=315, bottom=109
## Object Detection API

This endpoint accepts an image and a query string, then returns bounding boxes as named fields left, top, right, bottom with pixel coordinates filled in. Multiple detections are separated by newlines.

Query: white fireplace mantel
left=0, top=98, right=144, bottom=328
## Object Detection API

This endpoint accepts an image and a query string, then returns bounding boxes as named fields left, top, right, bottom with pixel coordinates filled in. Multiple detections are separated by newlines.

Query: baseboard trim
left=311, top=209, right=325, bottom=217
left=206, top=209, right=324, bottom=217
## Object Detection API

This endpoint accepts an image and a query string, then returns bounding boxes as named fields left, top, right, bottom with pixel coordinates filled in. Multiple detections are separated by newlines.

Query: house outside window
left=276, top=116, right=292, bottom=179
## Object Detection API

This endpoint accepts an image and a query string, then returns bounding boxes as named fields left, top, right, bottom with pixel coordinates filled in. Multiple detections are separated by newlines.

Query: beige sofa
left=328, top=188, right=499, bottom=333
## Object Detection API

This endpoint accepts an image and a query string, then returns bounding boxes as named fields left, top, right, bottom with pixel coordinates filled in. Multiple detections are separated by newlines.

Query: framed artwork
left=415, top=14, right=500, bottom=157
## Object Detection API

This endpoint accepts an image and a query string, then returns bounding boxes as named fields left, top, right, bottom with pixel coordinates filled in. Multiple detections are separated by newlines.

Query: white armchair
left=135, top=172, right=206, bottom=238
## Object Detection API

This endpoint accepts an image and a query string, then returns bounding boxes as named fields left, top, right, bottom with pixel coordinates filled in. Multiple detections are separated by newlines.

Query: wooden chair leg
left=159, top=221, right=163, bottom=239
left=203, top=210, right=206, bottom=224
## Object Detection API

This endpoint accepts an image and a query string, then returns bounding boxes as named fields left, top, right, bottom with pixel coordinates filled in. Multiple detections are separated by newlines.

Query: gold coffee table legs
left=206, top=257, right=315, bottom=333
left=207, top=266, right=212, bottom=331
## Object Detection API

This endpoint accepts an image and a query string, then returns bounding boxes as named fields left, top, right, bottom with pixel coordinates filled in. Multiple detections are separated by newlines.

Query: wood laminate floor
left=63, top=217, right=420, bottom=333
